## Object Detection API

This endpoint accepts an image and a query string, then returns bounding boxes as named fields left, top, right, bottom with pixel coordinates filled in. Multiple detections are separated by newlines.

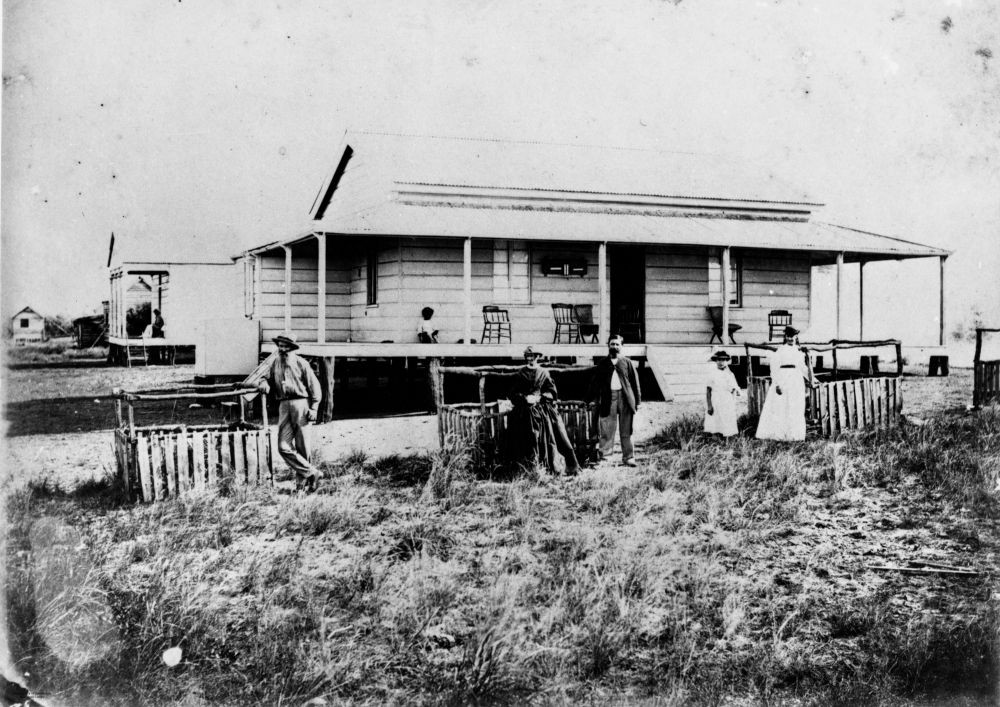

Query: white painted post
left=939, top=255, right=946, bottom=347
left=463, top=237, right=472, bottom=345
left=721, top=247, right=732, bottom=344
left=835, top=252, right=844, bottom=340
left=282, top=245, right=292, bottom=333
left=598, top=242, right=608, bottom=344
left=316, top=234, right=326, bottom=343
left=858, top=259, right=865, bottom=340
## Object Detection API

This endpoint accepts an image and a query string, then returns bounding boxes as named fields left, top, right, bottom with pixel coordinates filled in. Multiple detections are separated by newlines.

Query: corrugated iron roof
left=307, top=198, right=947, bottom=259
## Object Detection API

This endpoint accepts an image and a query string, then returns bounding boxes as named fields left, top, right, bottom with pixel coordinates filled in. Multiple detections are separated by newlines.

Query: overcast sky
left=2, top=0, right=998, bottom=343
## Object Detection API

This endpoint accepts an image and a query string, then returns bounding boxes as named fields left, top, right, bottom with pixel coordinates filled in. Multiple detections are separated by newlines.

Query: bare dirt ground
left=0, top=353, right=975, bottom=491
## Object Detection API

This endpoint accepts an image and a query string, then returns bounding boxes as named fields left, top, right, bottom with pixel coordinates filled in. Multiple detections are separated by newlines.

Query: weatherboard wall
left=255, top=239, right=813, bottom=346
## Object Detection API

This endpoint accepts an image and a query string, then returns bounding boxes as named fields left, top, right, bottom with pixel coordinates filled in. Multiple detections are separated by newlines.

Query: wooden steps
left=646, top=345, right=715, bottom=402
left=125, top=339, right=147, bottom=368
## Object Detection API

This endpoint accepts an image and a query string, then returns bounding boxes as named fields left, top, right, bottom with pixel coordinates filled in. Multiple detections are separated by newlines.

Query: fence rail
left=747, top=375, right=902, bottom=437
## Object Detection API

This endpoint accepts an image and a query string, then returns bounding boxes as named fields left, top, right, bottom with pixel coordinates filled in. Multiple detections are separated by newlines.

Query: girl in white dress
left=704, top=350, right=741, bottom=437
left=756, top=326, right=814, bottom=441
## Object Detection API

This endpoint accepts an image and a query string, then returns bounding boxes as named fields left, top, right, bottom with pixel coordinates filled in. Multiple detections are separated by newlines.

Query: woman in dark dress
left=506, top=347, right=580, bottom=475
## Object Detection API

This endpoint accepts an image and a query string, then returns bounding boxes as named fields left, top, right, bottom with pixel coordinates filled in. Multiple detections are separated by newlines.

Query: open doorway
left=609, top=245, right=645, bottom=343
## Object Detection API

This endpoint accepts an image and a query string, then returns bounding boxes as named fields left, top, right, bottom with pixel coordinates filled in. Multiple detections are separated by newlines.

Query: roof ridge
left=394, top=181, right=823, bottom=206
left=346, top=128, right=733, bottom=159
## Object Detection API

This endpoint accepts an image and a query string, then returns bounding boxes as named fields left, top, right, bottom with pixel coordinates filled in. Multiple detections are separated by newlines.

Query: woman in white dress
left=705, top=350, right=741, bottom=437
left=756, top=326, right=814, bottom=441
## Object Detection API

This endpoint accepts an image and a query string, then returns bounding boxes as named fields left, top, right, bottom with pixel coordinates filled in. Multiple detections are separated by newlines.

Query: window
left=709, top=252, right=743, bottom=307
left=366, top=250, right=378, bottom=306
left=492, top=240, right=531, bottom=304
left=20, top=319, right=29, bottom=328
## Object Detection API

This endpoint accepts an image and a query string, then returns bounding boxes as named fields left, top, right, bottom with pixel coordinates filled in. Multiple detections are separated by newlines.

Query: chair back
left=707, top=306, right=723, bottom=328
left=768, top=309, right=792, bottom=326
left=483, top=305, right=509, bottom=323
left=551, top=303, right=576, bottom=324
left=573, top=304, right=595, bottom=325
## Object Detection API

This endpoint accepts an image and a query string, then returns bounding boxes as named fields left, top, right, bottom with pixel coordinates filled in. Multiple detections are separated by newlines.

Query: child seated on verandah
left=705, top=350, right=741, bottom=438
left=417, top=306, right=439, bottom=343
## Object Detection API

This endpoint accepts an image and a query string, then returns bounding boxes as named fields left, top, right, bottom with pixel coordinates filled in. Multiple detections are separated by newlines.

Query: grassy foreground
left=4, top=408, right=999, bottom=706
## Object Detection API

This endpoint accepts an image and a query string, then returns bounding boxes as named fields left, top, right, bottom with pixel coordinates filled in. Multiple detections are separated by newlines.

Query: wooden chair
left=615, top=304, right=644, bottom=343
left=708, top=306, right=742, bottom=344
left=481, top=306, right=511, bottom=344
left=768, top=310, right=793, bottom=341
left=551, top=303, right=579, bottom=343
left=574, top=304, right=600, bottom=343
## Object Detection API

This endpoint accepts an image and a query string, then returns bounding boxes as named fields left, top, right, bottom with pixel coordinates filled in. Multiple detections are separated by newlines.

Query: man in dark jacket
left=589, top=335, right=641, bottom=466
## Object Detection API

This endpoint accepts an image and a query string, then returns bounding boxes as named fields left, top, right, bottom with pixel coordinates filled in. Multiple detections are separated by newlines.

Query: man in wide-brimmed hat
left=251, top=332, right=324, bottom=492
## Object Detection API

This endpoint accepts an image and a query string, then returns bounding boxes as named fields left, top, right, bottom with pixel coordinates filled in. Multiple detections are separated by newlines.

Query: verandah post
left=598, top=242, right=609, bottom=344
left=282, top=244, right=292, bottom=332
left=835, top=251, right=844, bottom=340
left=316, top=233, right=326, bottom=343
left=463, top=237, right=472, bottom=345
left=721, top=246, right=731, bottom=345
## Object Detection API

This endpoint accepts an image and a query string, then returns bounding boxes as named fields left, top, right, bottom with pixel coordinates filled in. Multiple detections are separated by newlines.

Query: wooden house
left=73, top=314, right=107, bottom=348
left=10, top=306, right=47, bottom=345
left=239, top=131, right=950, bottom=400
left=108, top=233, right=245, bottom=363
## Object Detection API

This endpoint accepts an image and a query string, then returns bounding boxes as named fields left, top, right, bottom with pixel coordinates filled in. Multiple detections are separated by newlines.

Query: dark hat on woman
left=710, top=350, right=731, bottom=361
left=783, top=326, right=800, bottom=337
left=272, top=331, right=300, bottom=350
left=523, top=346, right=542, bottom=359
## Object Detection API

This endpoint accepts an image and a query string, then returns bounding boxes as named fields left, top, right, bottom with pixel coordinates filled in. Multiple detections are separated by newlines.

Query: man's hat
left=272, top=331, right=300, bottom=350
left=710, top=350, right=731, bottom=361
left=523, top=346, right=542, bottom=359
left=784, top=326, right=800, bottom=337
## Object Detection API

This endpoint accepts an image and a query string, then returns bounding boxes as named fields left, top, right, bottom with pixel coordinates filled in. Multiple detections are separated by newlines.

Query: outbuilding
left=9, top=306, right=47, bottom=345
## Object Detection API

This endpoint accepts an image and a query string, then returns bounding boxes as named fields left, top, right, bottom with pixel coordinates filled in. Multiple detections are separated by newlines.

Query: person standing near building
left=505, top=347, right=580, bottom=475
left=704, top=350, right=741, bottom=438
left=755, top=326, right=814, bottom=441
left=589, top=335, right=641, bottom=467
left=250, top=332, right=324, bottom=492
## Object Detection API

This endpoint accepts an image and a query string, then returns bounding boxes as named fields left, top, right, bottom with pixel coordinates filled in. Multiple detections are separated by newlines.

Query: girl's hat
left=710, top=351, right=731, bottom=361
left=523, top=346, right=542, bottom=359
left=784, top=326, right=800, bottom=337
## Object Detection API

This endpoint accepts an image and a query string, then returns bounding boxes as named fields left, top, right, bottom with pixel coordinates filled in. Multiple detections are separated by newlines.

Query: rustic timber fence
left=114, top=384, right=275, bottom=502
left=745, top=339, right=904, bottom=436
left=973, top=328, right=1000, bottom=408
left=433, top=362, right=599, bottom=468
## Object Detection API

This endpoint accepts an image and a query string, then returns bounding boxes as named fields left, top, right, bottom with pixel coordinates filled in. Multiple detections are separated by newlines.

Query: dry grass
left=4, top=407, right=999, bottom=705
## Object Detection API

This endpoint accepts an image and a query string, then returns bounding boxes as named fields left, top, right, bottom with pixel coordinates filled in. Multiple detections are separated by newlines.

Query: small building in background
left=73, top=313, right=107, bottom=348
left=10, top=306, right=47, bottom=345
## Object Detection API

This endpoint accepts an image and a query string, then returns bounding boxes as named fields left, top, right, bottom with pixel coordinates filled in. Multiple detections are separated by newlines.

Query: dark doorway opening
left=609, top=245, right=645, bottom=343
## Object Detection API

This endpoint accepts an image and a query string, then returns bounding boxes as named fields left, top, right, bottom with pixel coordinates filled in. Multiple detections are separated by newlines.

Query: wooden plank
left=189, top=433, right=204, bottom=489
left=232, top=432, right=246, bottom=484
left=246, top=431, right=260, bottom=486
left=150, top=437, right=165, bottom=501
left=836, top=382, right=848, bottom=435
left=136, top=435, right=153, bottom=502
left=176, top=434, right=190, bottom=494
left=847, top=379, right=857, bottom=429
left=164, top=435, right=178, bottom=498
left=207, top=433, right=219, bottom=487
left=220, top=432, right=232, bottom=482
